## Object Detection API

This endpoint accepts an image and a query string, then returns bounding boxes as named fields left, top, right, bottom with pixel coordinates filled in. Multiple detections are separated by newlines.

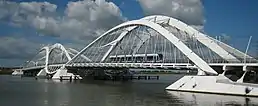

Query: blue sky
left=121, top=0, right=258, bottom=54
left=203, top=0, right=258, bottom=53
left=6, top=0, right=257, bottom=43
left=0, top=0, right=257, bottom=66
left=204, top=0, right=258, bottom=37
left=112, top=0, right=258, bottom=37
left=120, top=0, right=258, bottom=45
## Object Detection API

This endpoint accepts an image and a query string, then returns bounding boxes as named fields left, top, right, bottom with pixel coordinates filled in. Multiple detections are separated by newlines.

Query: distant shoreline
left=0, top=67, right=20, bottom=75
left=0, top=70, right=13, bottom=75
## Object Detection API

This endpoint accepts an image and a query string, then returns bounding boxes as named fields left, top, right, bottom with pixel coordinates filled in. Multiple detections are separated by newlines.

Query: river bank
left=0, top=67, right=20, bottom=75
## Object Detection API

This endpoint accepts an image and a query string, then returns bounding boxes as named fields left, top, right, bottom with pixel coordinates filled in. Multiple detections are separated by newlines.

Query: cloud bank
left=0, top=0, right=125, bottom=40
left=0, top=0, right=206, bottom=66
left=0, top=0, right=126, bottom=66
left=138, top=0, right=205, bottom=30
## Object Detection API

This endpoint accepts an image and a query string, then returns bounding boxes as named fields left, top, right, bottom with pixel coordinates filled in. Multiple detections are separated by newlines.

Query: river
left=1, top=74, right=258, bottom=106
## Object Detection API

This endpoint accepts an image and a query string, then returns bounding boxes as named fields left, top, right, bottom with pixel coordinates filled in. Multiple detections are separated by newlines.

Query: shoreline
left=0, top=67, right=20, bottom=75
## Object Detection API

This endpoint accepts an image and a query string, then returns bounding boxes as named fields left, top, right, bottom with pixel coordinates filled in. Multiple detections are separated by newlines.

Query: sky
left=0, top=0, right=257, bottom=66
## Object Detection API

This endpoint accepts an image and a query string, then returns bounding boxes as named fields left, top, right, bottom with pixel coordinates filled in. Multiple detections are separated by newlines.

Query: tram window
left=109, top=54, right=164, bottom=63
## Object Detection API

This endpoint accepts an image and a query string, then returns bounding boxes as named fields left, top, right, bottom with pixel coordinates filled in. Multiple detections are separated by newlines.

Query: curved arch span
left=67, top=48, right=92, bottom=62
left=45, top=43, right=72, bottom=74
left=141, top=15, right=239, bottom=62
left=34, top=46, right=50, bottom=76
left=24, top=46, right=49, bottom=69
left=49, top=43, right=72, bottom=61
left=67, top=19, right=217, bottom=75
left=41, top=46, right=50, bottom=69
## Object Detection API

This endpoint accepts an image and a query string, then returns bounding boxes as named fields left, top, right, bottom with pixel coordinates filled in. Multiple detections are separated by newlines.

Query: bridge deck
left=22, top=62, right=258, bottom=71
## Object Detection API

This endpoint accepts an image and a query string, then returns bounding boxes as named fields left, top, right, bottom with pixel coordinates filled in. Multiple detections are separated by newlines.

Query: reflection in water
left=166, top=91, right=258, bottom=106
left=1, top=75, right=258, bottom=106
left=41, top=79, right=71, bottom=106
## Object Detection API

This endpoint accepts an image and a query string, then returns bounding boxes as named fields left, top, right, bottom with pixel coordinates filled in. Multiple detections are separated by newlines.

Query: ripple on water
left=1, top=75, right=258, bottom=106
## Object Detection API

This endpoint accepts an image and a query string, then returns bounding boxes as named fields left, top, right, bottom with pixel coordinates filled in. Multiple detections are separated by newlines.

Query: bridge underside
left=23, top=68, right=43, bottom=77
left=66, top=66, right=131, bottom=80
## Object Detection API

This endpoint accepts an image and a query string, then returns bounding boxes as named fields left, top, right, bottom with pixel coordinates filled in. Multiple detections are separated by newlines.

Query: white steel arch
left=45, top=43, right=72, bottom=74
left=41, top=46, right=49, bottom=71
left=49, top=43, right=72, bottom=61
left=23, top=43, right=91, bottom=78
left=67, top=19, right=218, bottom=75
left=141, top=15, right=239, bottom=62
left=35, top=46, right=50, bottom=76
left=67, top=48, right=92, bottom=62
left=45, top=43, right=92, bottom=74
left=208, top=36, right=255, bottom=61
left=24, top=46, right=49, bottom=68
left=100, top=26, right=138, bottom=62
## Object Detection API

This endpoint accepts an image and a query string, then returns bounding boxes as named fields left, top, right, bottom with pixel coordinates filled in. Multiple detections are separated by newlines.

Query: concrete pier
left=59, top=75, right=81, bottom=81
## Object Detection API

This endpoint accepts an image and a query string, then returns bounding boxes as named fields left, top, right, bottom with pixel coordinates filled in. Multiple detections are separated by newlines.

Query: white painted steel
left=22, top=15, right=258, bottom=84
left=166, top=75, right=258, bottom=97
left=11, top=69, right=23, bottom=76
left=49, top=43, right=72, bottom=60
left=40, top=46, right=50, bottom=74
left=209, top=63, right=258, bottom=66
left=101, top=26, right=138, bottom=62
left=67, top=48, right=92, bottom=62
left=167, top=89, right=258, bottom=105
left=208, top=36, right=254, bottom=61
left=45, top=43, right=72, bottom=74
left=22, top=43, right=75, bottom=75
left=67, top=19, right=217, bottom=74
left=141, top=15, right=240, bottom=62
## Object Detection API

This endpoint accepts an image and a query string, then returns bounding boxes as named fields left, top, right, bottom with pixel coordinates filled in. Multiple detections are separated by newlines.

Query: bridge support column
left=197, top=69, right=206, bottom=76
left=221, top=65, right=243, bottom=76
left=236, top=66, right=248, bottom=83
left=52, top=67, right=68, bottom=79
left=52, top=67, right=82, bottom=80
left=37, top=68, right=47, bottom=76
left=236, top=66, right=256, bottom=83
left=222, top=65, right=232, bottom=76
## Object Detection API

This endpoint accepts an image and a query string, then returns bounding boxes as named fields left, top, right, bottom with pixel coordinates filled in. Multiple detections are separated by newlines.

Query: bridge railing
left=105, top=58, right=258, bottom=64
left=23, top=58, right=258, bottom=69
left=202, top=58, right=258, bottom=64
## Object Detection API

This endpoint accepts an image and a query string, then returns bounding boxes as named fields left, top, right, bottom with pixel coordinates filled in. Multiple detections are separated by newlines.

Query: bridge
left=20, top=15, right=258, bottom=79
left=21, top=43, right=85, bottom=77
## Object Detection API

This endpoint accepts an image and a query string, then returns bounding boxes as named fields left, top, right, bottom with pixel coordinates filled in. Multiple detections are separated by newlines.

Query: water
left=1, top=74, right=258, bottom=106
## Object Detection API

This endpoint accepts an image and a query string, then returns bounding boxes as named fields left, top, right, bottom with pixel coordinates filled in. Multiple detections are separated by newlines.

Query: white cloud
left=0, top=0, right=125, bottom=38
left=0, top=0, right=125, bottom=66
left=138, top=0, right=205, bottom=26
left=190, top=25, right=204, bottom=32
left=0, top=36, right=42, bottom=60
left=0, top=35, right=54, bottom=67
left=19, top=1, right=57, bottom=14
left=64, top=0, right=125, bottom=33
left=0, top=1, right=57, bottom=26
left=0, top=0, right=206, bottom=66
